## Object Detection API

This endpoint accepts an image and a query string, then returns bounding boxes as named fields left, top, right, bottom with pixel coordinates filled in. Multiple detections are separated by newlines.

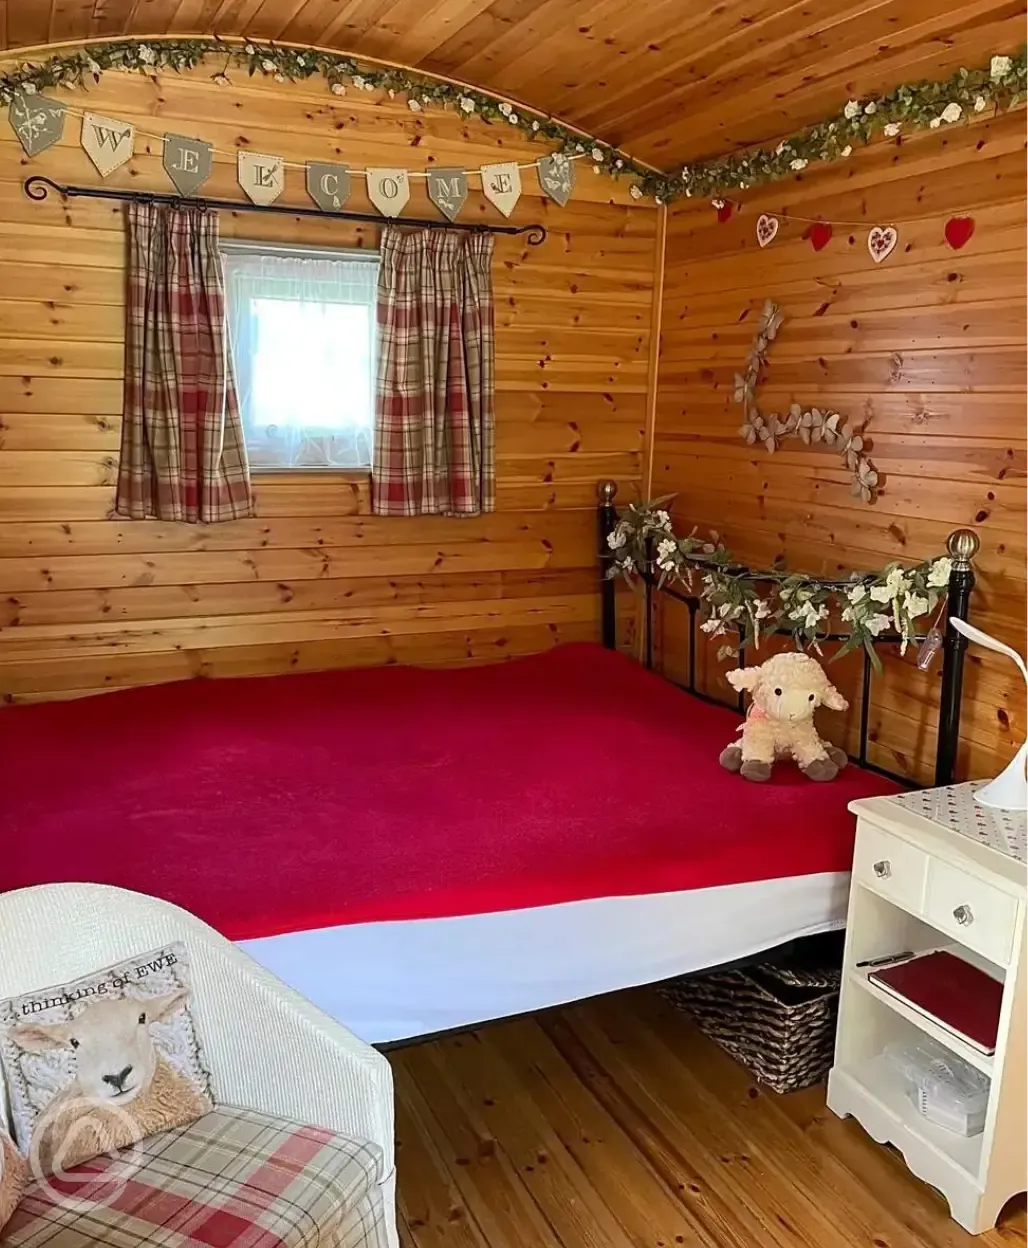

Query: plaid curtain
left=372, top=228, right=495, bottom=516
left=116, top=202, right=254, bottom=523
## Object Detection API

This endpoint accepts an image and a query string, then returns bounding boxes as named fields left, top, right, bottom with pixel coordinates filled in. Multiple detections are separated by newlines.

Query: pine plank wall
left=0, top=61, right=1023, bottom=786
left=652, top=109, right=1026, bottom=785
left=0, top=68, right=658, bottom=702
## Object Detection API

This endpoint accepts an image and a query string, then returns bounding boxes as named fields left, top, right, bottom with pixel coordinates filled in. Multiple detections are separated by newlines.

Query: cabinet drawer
left=925, top=859, right=1019, bottom=966
left=854, top=823, right=928, bottom=913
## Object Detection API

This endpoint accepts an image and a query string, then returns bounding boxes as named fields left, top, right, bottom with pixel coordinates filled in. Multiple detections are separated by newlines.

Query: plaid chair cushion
left=1, top=1105, right=387, bottom=1248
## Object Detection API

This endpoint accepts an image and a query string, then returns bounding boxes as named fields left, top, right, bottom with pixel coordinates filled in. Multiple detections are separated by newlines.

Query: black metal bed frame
left=596, top=480, right=980, bottom=789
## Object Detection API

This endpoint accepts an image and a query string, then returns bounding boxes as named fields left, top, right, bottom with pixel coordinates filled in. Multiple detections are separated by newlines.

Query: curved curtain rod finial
left=946, top=528, right=980, bottom=569
left=24, top=175, right=61, bottom=201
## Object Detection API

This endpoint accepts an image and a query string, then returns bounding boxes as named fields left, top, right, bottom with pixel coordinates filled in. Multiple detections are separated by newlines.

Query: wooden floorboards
left=389, top=988, right=1027, bottom=1248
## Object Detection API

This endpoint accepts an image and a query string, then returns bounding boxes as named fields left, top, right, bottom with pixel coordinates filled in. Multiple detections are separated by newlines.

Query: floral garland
left=736, top=300, right=879, bottom=503
left=606, top=499, right=952, bottom=670
left=0, top=38, right=1023, bottom=205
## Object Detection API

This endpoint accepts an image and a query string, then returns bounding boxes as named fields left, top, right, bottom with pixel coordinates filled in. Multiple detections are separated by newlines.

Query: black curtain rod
left=23, top=176, right=547, bottom=244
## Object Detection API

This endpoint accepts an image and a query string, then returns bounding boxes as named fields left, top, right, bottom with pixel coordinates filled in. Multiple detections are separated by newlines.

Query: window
left=222, top=243, right=379, bottom=470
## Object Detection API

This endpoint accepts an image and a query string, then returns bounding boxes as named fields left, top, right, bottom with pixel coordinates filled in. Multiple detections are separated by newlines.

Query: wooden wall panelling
left=0, top=2, right=1022, bottom=171
left=652, top=110, right=1026, bottom=785
left=0, top=67, right=657, bottom=702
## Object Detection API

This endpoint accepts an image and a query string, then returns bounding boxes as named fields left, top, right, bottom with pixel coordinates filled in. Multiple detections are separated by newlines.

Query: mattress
left=239, top=872, right=852, bottom=1044
left=0, top=643, right=899, bottom=940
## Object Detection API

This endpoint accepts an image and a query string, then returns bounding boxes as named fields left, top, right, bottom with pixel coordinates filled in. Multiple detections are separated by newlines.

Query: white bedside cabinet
left=827, top=784, right=1027, bottom=1235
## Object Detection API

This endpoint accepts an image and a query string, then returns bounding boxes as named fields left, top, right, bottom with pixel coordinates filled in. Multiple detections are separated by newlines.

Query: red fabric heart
left=716, top=201, right=733, bottom=223
left=806, top=222, right=833, bottom=252
left=945, top=216, right=975, bottom=249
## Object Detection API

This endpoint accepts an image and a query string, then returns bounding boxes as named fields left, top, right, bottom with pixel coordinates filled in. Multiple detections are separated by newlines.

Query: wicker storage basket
left=660, top=962, right=841, bottom=1094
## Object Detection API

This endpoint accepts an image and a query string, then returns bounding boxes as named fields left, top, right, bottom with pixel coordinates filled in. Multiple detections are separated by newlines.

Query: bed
left=0, top=487, right=978, bottom=1044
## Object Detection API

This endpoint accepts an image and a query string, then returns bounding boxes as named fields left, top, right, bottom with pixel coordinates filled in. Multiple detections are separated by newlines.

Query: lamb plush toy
left=719, top=651, right=849, bottom=783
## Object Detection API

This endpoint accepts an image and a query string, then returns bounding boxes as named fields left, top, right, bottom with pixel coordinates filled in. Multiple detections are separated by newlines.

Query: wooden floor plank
left=388, top=988, right=1027, bottom=1248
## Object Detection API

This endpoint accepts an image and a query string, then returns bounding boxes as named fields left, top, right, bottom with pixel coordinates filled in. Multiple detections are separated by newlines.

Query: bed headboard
left=596, top=480, right=980, bottom=788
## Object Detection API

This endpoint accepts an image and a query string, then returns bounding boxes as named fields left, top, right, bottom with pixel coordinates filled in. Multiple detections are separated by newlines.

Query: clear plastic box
left=884, top=1038, right=990, bottom=1137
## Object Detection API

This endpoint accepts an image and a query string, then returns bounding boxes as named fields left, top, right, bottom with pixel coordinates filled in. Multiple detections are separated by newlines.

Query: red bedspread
left=0, top=644, right=899, bottom=939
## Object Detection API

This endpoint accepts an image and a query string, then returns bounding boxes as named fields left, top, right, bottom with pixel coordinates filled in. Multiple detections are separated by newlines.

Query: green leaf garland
left=0, top=39, right=1023, bottom=205
left=606, top=499, right=952, bottom=673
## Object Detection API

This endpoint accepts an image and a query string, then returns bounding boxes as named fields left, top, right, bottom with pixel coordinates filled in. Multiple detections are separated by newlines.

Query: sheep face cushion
left=0, top=943, right=213, bottom=1175
left=0, top=1130, right=27, bottom=1233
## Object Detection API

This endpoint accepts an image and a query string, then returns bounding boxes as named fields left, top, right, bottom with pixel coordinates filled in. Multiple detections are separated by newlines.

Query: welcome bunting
left=14, top=103, right=573, bottom=223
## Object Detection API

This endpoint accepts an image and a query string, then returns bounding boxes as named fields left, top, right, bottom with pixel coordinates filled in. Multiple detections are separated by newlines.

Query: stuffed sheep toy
left=719, top=651, right=849, bottom=783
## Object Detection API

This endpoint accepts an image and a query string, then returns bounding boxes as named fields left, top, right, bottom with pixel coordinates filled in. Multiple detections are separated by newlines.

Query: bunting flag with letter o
left=367, top=168, right=410, bottom=217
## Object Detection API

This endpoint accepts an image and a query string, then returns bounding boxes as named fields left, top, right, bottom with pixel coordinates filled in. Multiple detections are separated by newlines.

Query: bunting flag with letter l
left=81, top=112, right=135, bottom=175
left=481, top=161, right=521, bottom=217
left=238, top=151, right=284, bottom=205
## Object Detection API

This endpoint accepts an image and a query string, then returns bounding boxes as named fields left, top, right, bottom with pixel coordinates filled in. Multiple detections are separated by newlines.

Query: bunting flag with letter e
left=481, top=161, right=521, bottom=217
left=163, top=135, right=212, bottom=196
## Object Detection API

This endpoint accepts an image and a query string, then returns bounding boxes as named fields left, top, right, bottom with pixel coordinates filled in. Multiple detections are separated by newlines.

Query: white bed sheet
left=239, top=871, right=850, bottom=1045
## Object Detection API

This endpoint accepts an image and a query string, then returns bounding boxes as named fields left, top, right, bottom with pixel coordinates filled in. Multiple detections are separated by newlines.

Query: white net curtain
left=223, top=248, right=380, bottom=470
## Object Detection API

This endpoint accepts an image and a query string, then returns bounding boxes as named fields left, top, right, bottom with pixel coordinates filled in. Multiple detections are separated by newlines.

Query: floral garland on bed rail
left=0, top=39, right=1023, bottom=204
left=606, top=500, right=952, bottom=670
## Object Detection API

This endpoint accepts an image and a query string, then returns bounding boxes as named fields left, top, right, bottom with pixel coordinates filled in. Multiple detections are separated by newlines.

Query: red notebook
left=869, top=950, right=1003, bottom=1056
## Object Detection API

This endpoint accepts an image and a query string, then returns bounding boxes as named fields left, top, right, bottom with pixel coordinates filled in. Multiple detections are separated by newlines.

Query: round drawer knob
left=953, top=904, right=974, bottom=926
left=873, top=860, right=891, bottom=879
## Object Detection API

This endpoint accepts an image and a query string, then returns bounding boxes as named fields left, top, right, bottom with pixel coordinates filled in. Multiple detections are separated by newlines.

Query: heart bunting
left=944, top=216, right=975, bottom=250
left=805, top=221, right=833, bottom=252
left=867, top=225, right=898, bottom=264
left=756, top=213, right=778, bottom=248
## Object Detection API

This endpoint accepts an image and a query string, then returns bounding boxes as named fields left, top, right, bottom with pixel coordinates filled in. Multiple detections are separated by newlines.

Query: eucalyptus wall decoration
left=735, top=300, right=879, bottom=504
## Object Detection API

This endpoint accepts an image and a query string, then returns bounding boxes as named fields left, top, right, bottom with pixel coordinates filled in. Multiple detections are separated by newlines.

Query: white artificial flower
left=652, top=510, right=672, bottom=530
left=498, top=101, right=512, bottom=116
left=87, top=58, right=102, bottom=75
left=847, top=584, right=867, bottom=605
left=408, top=99, right=422, bottom=111
left=245, top=44, right=256, bottom=54
left=21, top=81, right=37, bottom=94
left=754, top=598, right=771, bottom=620
left=941, top=102, right=963, bottom=123
left=388, top=88, right=396, bottom=98
left=843, top=99, right=861, bottom=119
left=331, top=82, right=346, bottom=95
left=701, top=618, right=726, bottom=636
left=532, top=120, right=540, bottom=131
left=213, top=73, right=230, bottom=86
left=841, top=144, right=853, bottom=157
left=615, top=158, right=623, bottom=168
left=904, top=593, right=930, bottom=617
left=353, top=75, right=367, bottom=89
left=606, top=529, right=627, bottom=550
left=261, top=58, right=275, bottom=72
left=575, top=143, right=585, bottom=153
left=883, top=122, right=901, bottom=137
left=362, top=79, right=375, bottom=91
left=775, top=140, right=788, bottom=155
left=138, top=44, right=155, bottom=64
left=656, top=538, right=677, bottom=560
left=423, top=95, right=431, bottom=103
left=508, top=112, right=519, bottom=124
left=274, top=73, right=285, bottom=82
left=866, top=614, right=891, bottom=636
left=841, top=605, right=855, bottom=623
left=974, top=95, right=987, bottom=112
left=991, top=55, right=1012, bottom=80
left=591, top=146, right=604, bottom=162
left=621, top=555, right=635, bottom=573
left=296, top=55, right=307, bottom=66
left=864, top=101, right=877, bottom=115
left=927, top=557, right=953, bottom=588
left=790, top=158, right=808, bottom=170
left=929, top=117, right=942, bottom=129
left=870, top=567, right=906, bottom=603
left=629, top=185, right=643, bottom=200
left=459, top=97, right=475, bottom=113
left=655, top=196, right=664, bottom=205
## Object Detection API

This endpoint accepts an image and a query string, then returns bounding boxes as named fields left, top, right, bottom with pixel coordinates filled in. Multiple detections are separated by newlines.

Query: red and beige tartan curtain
left=115, top=202, right=254, bottom=523
left=372, top=228, right=495, bottom=516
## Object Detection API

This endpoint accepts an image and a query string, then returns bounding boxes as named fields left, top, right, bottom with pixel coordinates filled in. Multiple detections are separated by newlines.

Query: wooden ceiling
left=1, top=1, right=1023, bottom=169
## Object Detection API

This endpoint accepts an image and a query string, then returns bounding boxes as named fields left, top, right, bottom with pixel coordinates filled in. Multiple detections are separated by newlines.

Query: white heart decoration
left=867, top=225, right=898, bottom=264
left=756, top=213, right=779, bottom=248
